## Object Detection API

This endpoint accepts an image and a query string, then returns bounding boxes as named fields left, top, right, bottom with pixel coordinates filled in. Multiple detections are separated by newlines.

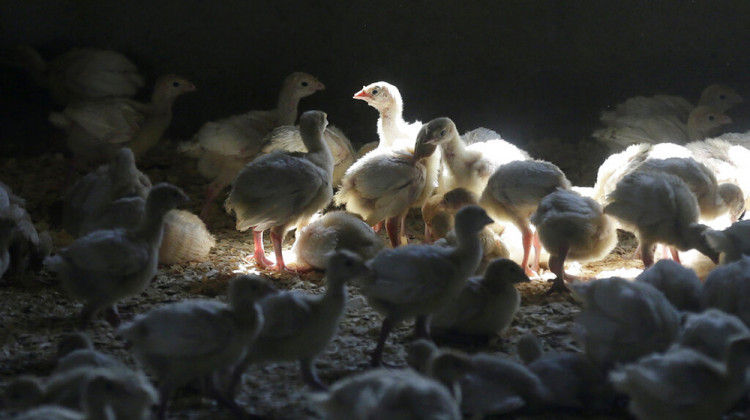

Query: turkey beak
left=315, top=81, right=326, bottom=91
left=185, top=82, right=197, bottom=92
left=719, top=115, right=732, bottom=125
left=730, top=93, right=743, bottom=105
left=353, top=88, right=369, bottom=99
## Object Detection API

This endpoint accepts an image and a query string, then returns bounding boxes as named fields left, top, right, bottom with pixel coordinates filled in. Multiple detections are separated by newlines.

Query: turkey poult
left=421, top=187, right=479, bottom=243
left=259, top=123, right=356, bottom=188
left=157, top=209, right=216, bottom=265
left=229, top=251, right=368, bottom=394
left=12, top=372, right=157, bottom=420
left=0, top=218, right=14, bottom=279
left=336, top=81, right=438, bottom=247
left=6, top=355, right=156, bottom=418
left=572, top=277, right=682, bottom=371
left=40, top=365, right=157, bottom=419
left=334, top=122, right=440, bottom=248
left=516, top=334, right=616, bottom=412
left=479, top=159, right=572, bottom=276
left=688, top=136, right=750, bottom=211
left=118, top=274, right=273, bottom=420
left=50, top=74, right=195, bottom=168
left=590, top=142, right=693, bottom=205
left=421, top=187, right=510, bottom=271
left=53, top=332, right=126, bottom=375
left=635, top=259, right=703, bottom=312
left=530, top=188, right=618, bottom=294
left=634, top=157, right=744, bottom=224
left=353, top=81, right=423, bottom=149
left=603, top=171, right=719, bottom=268
left=186, top=72, right=325, bottom=217
left=705, top=219, right=750, bottom=263
left=63, top=151, right=214, bottom=264
left=309, top=366, right=463, bottom=420
left=677, top=309, right=750, bottom=363
left=357, top=205, right=493, bottom=366
left=290, top=211, right=384, bottom=271
left=408, top=339, right=547, bottom=417
left=225, top=110, right=333, bottom=272
left=13, top=45, right=145, bottom=105
left=77, top=203, right=215, bottom=266
left=592, top=144, right=744, bottom=225
left=417, top=117, right=530, bottom=196
left=610, top=338, right=750, bottom=420
left=600, top=83, right=742, bottom=125
left=700, top=256, right=750, bottom=327
left=431, top=258, right=528, bottom=338
left=0, top=181, right=52, bottom=279
left=44, top=183, right=189, bottom=328
left=61, top=147, right=151, bottom=237
left=2, top=375, right=45, bottom=412
left=593, top=105, right=732, bottom=152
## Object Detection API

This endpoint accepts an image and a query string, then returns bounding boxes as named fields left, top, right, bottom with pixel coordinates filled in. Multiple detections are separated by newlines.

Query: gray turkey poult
left=224, top=110, right=334, bottom=272
left=44, top=183, right=189, bottom=328
left=357, top=205, right=492, bottom=366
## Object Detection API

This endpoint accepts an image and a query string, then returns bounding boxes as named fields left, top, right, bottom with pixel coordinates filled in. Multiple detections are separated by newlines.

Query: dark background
left=2, top=0, right=749, bottom=162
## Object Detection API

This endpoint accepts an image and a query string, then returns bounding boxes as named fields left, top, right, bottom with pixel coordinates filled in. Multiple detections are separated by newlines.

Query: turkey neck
left=276, top=86, right=303, bottom=126
left=302, top=128, right=334, bottom=173
left=452, top=225, right=483, bottom=274
left=128, top=93, right=177, bottom=157
left=686, top=117, right=704, bottom=141
left=323, top=276, right=347, bottom=305
left=135, top=201, right=170, bottom=245
left=439, top=132, right=471, bottom=172
left=377, top=100, right=405, bottom=148
left=686, top=112, right=714, bottom=141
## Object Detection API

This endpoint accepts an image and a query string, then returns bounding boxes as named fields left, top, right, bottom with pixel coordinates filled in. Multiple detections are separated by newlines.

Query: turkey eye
left=372, top=89, right=379, bottom=96
left=172, top=81, right=180, bottom=87
left=708, top=115, right=715, bottom=121
left=720, top=94, right=727, bottom=100
left=301, top=81, right=309, bottom=87
left=440, top=129, right=446, bottom=136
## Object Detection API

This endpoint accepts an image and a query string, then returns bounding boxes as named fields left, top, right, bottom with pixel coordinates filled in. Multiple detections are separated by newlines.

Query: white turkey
left=594, top=105, right=732, bottom=152
left=419, top=118, right=530, bottom=196
left=353, top=81, right=423, bottom=149
left=50, top=74, right=195, bottom=168
left=600, top=84, right=742, bottom=126
left=13, top=45, right=145, bottom=105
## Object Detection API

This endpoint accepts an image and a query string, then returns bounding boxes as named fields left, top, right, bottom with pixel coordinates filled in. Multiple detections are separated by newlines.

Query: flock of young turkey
left=3, top=45, right=750, bottom=420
